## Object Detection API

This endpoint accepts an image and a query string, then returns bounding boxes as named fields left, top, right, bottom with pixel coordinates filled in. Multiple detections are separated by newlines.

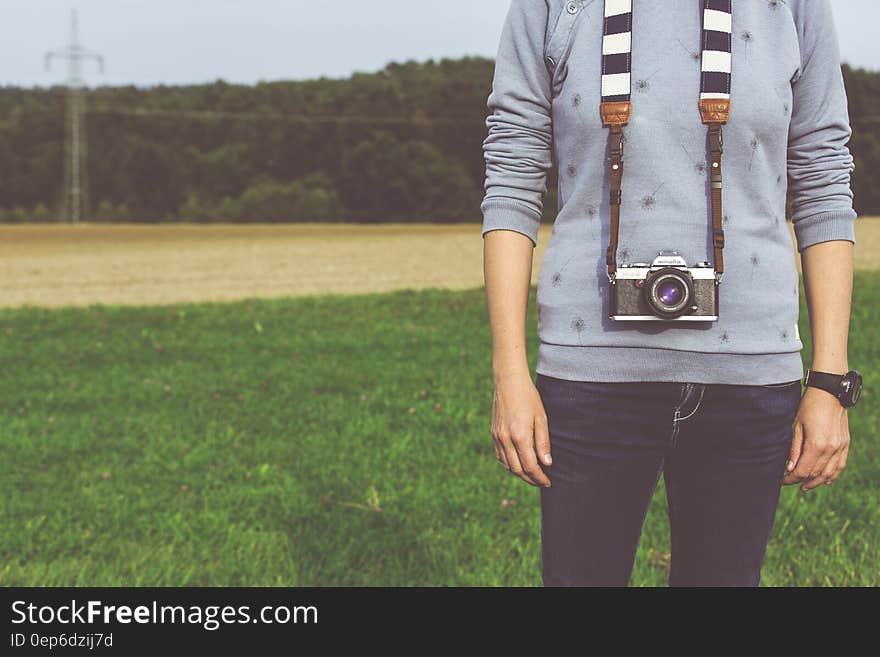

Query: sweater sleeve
left=480, top=0, right=554, bottom=248
left=787, top=0, right=858, bottom=254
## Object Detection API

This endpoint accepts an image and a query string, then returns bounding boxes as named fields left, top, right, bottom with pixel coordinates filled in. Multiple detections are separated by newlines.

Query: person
left=481, top=0, right=861, bottom=586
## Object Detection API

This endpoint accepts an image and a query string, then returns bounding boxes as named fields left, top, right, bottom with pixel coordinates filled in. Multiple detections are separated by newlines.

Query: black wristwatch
left=804, top=368, right=863, bottom=408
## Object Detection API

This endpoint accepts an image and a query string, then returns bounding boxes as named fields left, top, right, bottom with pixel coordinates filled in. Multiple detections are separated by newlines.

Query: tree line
left=0, top=57, right=877, bottom=223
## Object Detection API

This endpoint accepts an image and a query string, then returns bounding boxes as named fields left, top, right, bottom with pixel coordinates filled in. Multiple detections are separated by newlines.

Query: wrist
left=808, top=361, right=849, bottom=375
left=809, top=346, right=849, bottom=374
left=492, top=358, right=531, bottom=384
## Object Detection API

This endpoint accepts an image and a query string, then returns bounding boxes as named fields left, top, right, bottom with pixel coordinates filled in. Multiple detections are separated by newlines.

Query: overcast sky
left=1, top=0, right=877, bottom=88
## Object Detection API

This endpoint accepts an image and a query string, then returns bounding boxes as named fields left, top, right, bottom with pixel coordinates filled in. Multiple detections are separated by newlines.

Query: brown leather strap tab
left=699, top=98, right=730, bottom=124
left=600, top=101, right=631, bottom=126
left=707, top=123, right=724, bottom=277
left=605, top=125, right=624, bottom=279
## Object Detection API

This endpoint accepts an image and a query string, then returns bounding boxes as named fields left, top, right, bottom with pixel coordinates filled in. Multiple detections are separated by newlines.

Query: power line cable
left=85, top=106, right=476, bottom=125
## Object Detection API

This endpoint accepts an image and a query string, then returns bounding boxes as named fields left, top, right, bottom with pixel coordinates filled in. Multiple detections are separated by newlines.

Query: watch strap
left=804, top=369, right=844, bottom=398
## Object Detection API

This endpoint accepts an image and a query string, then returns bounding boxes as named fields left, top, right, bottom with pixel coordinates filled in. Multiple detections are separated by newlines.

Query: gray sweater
left=480, top=0, right=857, bottom=384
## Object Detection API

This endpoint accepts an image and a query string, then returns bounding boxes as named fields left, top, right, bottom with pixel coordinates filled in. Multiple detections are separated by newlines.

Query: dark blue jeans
left=535, top=372, right=803, bottom=587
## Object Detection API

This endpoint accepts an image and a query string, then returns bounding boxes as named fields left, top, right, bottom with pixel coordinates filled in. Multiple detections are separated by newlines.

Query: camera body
left=610, top=250, right=719, bottom=321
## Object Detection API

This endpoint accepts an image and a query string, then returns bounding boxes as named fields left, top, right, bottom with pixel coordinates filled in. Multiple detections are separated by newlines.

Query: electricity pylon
left=45, top=8, right=104, bottom=224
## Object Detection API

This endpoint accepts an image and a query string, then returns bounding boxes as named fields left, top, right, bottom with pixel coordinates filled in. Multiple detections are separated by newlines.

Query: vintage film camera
left=609, top=250, right=719, bottom=321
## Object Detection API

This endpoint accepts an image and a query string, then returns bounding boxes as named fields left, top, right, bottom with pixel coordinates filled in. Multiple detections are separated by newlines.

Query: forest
left=0, top=57, right=877, bottom=223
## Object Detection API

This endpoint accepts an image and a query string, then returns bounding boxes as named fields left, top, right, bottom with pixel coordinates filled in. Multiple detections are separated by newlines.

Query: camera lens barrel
left=644, top=267, right=695, bottom=318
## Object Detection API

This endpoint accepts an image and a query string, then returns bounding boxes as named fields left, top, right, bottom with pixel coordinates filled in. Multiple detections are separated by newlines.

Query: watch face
left=842, top=371, right=862, bottom=406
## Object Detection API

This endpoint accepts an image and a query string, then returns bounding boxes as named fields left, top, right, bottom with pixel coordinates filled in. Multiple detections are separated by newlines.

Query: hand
left=490, top=372, right=552, bottom=487
left=784, top=385, right=851, bottom=491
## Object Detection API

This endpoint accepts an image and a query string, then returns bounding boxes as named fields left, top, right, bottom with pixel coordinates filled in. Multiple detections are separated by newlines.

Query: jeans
left=535, top=372, right=803, bottom=587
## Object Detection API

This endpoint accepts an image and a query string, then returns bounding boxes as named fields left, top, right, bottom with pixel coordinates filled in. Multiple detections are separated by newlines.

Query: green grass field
left=2, top=274, right=878, bottom=586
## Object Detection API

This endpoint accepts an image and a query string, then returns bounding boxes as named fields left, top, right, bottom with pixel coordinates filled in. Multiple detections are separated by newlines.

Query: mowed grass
left=1, top=273, right=878, bottom=586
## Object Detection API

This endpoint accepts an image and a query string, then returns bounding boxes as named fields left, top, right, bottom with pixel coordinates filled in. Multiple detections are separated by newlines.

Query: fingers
left=830, top=416, right=851, bottom=484
left=782, top=421, right=805, bottom=486
left=533, top=412, right=553, bottom=468
left=823, top=442, right=850, bottom=486
left=784, top=419, right=849, bottom=491
left=491, top=425, right=524, bottom=480
left=786, top=434, right=823, bottom=487
left=801, top=445, right=835, bottom=491
left=493, top=423, right=551, bottom=487
left=801, top=449, right=840, bottom=491
left=806, top=417, right=850, bottom=489
left=492, top=437, right=506, bottom=466
left=784, top=417, right=838, bottom=488
left=504, top=437, right=543, bottom=486
left=837, top=441, right=849, bottom=473
left=512, top=429, right=551, bottom=487
left=497, top=433, right=516, bottom=473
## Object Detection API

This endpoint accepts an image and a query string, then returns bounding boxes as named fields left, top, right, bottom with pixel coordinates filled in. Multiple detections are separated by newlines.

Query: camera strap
left=599, top=0, right=731, bottom=284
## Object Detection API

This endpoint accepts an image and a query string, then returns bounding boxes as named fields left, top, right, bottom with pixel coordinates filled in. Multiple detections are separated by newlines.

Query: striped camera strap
left=600, top=0, right=731, bottom=283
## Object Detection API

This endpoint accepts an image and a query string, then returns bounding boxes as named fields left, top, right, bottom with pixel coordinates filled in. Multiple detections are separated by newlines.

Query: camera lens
left=656, top=279, right=685, bottom=306
left=644, top=268, right=694, bottom=318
